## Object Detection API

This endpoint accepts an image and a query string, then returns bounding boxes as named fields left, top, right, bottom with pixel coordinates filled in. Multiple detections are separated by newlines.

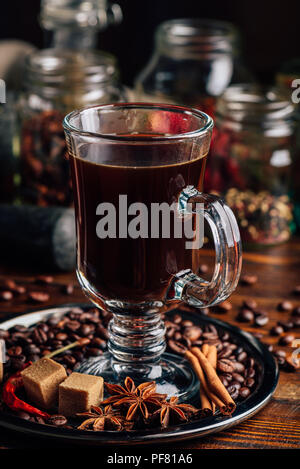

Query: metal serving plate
left=0, top=304, right=278, bottom=446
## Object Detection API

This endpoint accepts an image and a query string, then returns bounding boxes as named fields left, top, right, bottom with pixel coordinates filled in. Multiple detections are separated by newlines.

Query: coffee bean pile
left=165, top=313, right=257, bottom=402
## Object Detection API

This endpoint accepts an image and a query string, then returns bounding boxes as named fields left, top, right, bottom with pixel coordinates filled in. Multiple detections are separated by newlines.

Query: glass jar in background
left=134, top=18, right=253, bottom=116
left=209, top=85, right=296, bottom=246
left=18, top=49, right=126, bottom=206
left=276, top=59, right=300, bottom=230
left=0, top=93, right=17, bottom=202
left=40, top=0, right=123, bottom=50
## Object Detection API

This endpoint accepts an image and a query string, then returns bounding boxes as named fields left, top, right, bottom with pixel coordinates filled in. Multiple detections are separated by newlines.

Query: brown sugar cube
left=21, top=358, right=67, bottom=409
left=59, top=372, right=104, bottom=417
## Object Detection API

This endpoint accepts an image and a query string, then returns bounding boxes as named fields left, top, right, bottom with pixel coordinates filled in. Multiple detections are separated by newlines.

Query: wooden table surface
left=0, top=239, right=299, bottom=449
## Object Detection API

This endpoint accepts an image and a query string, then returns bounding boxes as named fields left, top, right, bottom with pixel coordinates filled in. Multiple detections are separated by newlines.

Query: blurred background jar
left=134, top=18, right=253, bottom=115
left=40, top=0, right=123, bottom=50
left=276, top=58, right=300, bottom=230
left=18, top=48, right=126, bottom=206
left=208, top=84, right=296, bottom=246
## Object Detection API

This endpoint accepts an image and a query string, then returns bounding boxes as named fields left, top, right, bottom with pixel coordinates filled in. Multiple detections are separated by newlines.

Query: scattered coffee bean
left=240, top=274, right=257, bottom=286
left=237, top=309, right=254, bottom=323
left=62, top=283, right=74, bottom=295
left=254, top=314, right=269, bottom=327
left=292, top=317, right=300, bottom=328
left=47, top=415, right=68, bottom=426
left=292, top=307, right=300, bottom=317
left=277, top=301, right=293, bottom=312
left=214, top=301, right=232, bottom=313
left=277, top=320, right=294, bottom=331
left=217, top=359, right=235, bottom=373
left=270, top=325, right=284, bottom=336
left=242, top=299, right=257, bottom=311
left=28, top=292, right=50, bottom=303
left=35, top=275, right=54, bottom=285
left=0, top=291, right=13, bottom=301
left=279, top=334, right=295, bottom=346
left=239, top=387, right=251, bottom=399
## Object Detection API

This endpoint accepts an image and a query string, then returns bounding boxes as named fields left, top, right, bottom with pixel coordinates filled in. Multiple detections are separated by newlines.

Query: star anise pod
left=77, top=405, right=133, bottom=431
left=152, top=396, right=200, bottom=428
left=101, top=377, right=167, bottom=422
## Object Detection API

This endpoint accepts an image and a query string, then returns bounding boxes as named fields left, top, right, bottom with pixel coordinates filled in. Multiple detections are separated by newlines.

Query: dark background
left=0, top=0, right=299, bottom=86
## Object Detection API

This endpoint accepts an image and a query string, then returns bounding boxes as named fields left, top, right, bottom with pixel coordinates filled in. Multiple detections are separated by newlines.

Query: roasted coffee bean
left=35, top=275, right=54, bottom=285
left=181, top=320, right=194, bottom=327
left=245, top=378, right=255, bottom=388
left=292, top=317, right=300, bottom=328
left=267, top=345, right=274, bottom=352
left=217, top=359, right=235, bottom=373
left=270, top=325, right=284, bottom=336
left=214, top=301, right=232, bottom=313
left=65, top=320, right=81, bottom=332
left=80, top=324, right=95, bottom=337
left=232, top=372, right=245, bottom=384
left=166, top=327, right=175, bottom=339
left=219, top=375, right=229, bottom=387
left=279, top=334, right=295, bottom=346
left=254, top=314, right=269, bottom=327
left=47, top=414, right=68, bottom=426
left=16, top=411, right=31, bottom=420
left=62, top=355, right=77, bottom=367
left=237, top=351, right=247, bottom=362
left=277, top=301, right=293, bottom=312
left=25, top=344, right=41, bottom=354
left=243, top=299, right=257, bottom=311
left=227, top=383, right=240, bottom=394
left=86, top=347, right=103, bottom=357
left=0, top=291, right=13, bottom=301
left=172, top=314, right=182, bottom=324
left=10, top=356, right=26, bottom=370
left=233, top=361, right=245, bottom=373
left=167, top=340, right=188, bottom=355
left=183, top=326, right=202, bottom=342
left=239, top=387, right=251, bottom=398
left=7, top=346, right=22, bottom=357
left=90, top=337, right=106, bottom=350
left=292, top=306, right=300, bottom=317
left=62, top=283, right=74, bottom=295
left=32, top=327, right=48, bottom=344
left=55, top=332, right=68, bottom=341
left=14, top=285, right=26, bottom=295
left=96, top=325, right=109, bottom=340
left=28, top=292, right=50, bottom=303
left=1, top=279, right=16, bottom=290
left=274, top=349, right=286, bottom=358
left=277, top=320, right=294, bottom=331
left=240, top=274, right=258, bottom=285
left=173, top=331, right=182, bottom=341
left=218, top=346, right=233, bottom=359
left=0, top=329, right=10, bottom=339
left=237, top=309, right=254, bottom=323
left=200, top=307, right=210, bottom=315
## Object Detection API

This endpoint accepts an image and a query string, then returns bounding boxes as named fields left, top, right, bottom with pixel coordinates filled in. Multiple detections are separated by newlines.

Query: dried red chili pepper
left=2, top=362, right=50, bottom=419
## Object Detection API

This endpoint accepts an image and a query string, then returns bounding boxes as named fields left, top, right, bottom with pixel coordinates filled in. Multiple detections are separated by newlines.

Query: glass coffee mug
left=63, top=103, right=242, bottom=400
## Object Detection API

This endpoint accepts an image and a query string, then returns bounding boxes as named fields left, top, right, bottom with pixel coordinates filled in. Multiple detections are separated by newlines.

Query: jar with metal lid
left=134, top=18, right=252, bottom=115
left=209, top=84, right=296, bottom=246
left=18, top=48, right=126, bottom=206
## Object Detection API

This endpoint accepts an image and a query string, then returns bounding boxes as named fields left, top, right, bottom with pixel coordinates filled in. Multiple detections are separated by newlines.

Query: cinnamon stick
left=191, top=347, right=236, bottom=414
left=201, top=343, right=209, bottom=357
left=207, top=345, right=217, bottom=370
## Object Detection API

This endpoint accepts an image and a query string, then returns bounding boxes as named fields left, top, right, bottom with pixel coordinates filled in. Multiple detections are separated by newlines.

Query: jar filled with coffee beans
left=208, top=85, right=296, bottom=246
left=18, top=49, right=126, bottom=206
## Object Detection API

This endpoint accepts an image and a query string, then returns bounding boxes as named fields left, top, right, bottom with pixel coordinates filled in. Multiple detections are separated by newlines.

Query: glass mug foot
left=75, top=352, right=199, bottom=402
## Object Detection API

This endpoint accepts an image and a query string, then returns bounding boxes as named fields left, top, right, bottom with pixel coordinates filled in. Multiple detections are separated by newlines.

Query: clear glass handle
left=172, top=185, right=242, bottom=307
